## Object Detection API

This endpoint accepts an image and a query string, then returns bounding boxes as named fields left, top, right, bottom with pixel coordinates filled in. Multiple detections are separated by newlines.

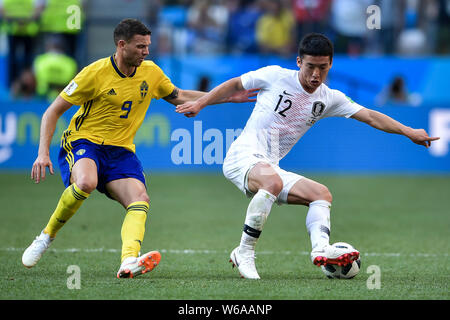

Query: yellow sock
left=44, top=183, right=90, bottom=238
left=121, top=201, right=149, bottom=262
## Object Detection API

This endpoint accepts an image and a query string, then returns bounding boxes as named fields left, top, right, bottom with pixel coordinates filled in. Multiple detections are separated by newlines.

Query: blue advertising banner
left=0, top=99, right=449, bottom=174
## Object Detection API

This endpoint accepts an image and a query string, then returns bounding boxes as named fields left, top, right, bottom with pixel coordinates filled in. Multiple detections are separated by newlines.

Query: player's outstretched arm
left=163, top=87, right=204, bottom=106
left=164, top=81, right=257, bottom=110
left=175, top=77, right=246, bottom=117
left=351, top=108, right=440, bottom=148
left=31, top=96, right=72, bottom=184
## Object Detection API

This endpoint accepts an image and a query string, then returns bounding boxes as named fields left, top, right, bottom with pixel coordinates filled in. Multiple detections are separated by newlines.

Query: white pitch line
left=1, top=247, right=447, bottom=258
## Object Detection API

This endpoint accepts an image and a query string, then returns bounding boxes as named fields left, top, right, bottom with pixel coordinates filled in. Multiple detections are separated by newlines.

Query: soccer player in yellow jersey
left=22, top=18, right=256, bottom=278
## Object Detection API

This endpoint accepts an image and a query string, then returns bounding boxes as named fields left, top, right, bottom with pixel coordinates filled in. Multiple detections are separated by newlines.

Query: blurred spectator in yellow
left=10, top=68, right=36, bottom=99
left=39, top=0, right=84, bottom=61
left=256, top=0, right=296, bottom=56
left=33, top=35, right=77, bottom=102
left=0, top=0, right=45, bottom=86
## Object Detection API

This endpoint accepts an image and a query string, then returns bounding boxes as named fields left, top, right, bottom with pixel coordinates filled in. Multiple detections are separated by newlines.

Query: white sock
left=306, top=200, right=331, bottom=250
left=239, top=189, right=277, bottom=252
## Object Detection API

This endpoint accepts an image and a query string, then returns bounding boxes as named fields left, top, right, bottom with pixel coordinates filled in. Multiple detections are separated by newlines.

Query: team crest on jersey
left=139, top=81, right=149, bottom=102
left=307, top=101, right=326, bottom=126
left=76, top=149, right=86, bottom=156
left=311, top=101, right=326, bottom=117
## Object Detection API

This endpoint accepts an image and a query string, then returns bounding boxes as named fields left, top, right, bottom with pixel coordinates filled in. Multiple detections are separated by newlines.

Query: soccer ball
left=320, top=242, right=361, bottom=279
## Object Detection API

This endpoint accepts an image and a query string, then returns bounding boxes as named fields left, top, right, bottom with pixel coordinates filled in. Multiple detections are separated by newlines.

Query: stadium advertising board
left=0, top=100, right=448, bottom=173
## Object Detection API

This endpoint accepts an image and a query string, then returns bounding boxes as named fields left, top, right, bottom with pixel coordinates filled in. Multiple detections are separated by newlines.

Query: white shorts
left=222, top=146, right=303, bottom=204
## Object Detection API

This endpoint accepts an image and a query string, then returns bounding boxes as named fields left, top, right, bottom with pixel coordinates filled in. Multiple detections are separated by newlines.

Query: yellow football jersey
left=60, top=55, right=175, bottom=152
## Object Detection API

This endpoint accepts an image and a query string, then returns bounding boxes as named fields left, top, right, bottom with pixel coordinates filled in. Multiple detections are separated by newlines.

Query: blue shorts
left=58, top=139, right=146, bottom=198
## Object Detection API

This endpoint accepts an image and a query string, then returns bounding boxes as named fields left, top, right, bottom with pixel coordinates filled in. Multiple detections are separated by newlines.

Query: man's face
left=120, top=34, right=150, bottom=67
left=297, top=55, right=332, bottom=93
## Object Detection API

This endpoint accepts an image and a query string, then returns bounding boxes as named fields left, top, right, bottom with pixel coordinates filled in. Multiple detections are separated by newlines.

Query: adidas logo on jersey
left=107, top=88, right=117, bottom=95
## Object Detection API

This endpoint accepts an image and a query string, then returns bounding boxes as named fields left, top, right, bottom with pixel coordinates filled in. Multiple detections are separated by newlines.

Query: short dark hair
left=113, top=18, right=151, bottom=45
left=298, top=33, right=334, bottom=62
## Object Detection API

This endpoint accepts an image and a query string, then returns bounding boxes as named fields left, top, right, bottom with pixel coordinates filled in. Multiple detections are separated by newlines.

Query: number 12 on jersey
left=274, top=94, right=292, bottom=117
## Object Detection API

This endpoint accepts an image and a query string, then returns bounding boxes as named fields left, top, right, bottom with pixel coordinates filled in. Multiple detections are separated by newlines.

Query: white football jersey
left=233, top=65, right=364, bottom=164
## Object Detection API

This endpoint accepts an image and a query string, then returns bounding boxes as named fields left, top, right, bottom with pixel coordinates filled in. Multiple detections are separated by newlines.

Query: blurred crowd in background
left=156, top=0, right=450, bottom=57
left=1, top=0, right=449, bottom=102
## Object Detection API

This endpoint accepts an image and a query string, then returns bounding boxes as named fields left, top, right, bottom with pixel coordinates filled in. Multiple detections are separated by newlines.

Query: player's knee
left=138, top=192, right=150, bottom=204
left=317, top=185, right=332, bottom=203
left=132, top=187, right=150, bottom=204
left=262, top=177, right=283, bottom=197
left=248, top=164, right=283, bottom=196
left=74, top=176, right=97, bottom=194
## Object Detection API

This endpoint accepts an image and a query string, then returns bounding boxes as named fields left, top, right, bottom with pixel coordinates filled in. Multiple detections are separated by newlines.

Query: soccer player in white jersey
left=176, top=33, right=439, bottom=279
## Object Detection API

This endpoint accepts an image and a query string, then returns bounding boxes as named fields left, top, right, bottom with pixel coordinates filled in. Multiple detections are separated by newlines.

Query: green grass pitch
left=0, top=171, right=448, bottom=300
